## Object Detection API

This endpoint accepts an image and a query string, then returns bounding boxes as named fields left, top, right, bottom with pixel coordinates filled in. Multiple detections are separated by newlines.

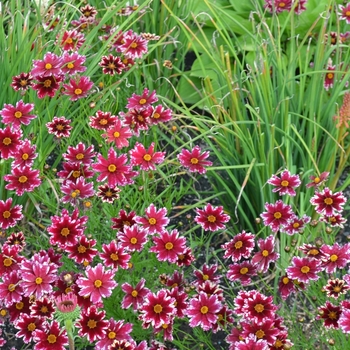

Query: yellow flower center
left=309, top=249, right=319, bottom=256
left=110, top=253, right=118, bottom=261
left=20, top=79, right=28, bottom=86
left=153, top=113, right=160, bottom=119
left=327, top=73, right=334, bottom=79
left=293, top=222, right=300, bottom=228
left=22, top=153, right=29, bottom=160
left=207, top=215, right=216, bottom=223
left=108, top=331, right=116, bottom=339
left=3, top=137, right=11, bottom=145
left=8, top=284, right=16, bottom=292
left=94, top=279, right=102, bottom=288
left=346, top=11, right=350, bottom=16
left=200, top=306, right=209, bottom=314
left=274, top=212, right=282, bottom=219
left=19, top=176, right=28, bottom=183
left=165, top=242, right=174, bottom=250
left=14, top=111, right=22, bottom=118
left=78, top=245, right=86, bottom=253
left=262, top=250, right=269, bottom=257
left=43, top=79, right=52, bottom=87
left=278, top=2, right=286, bottom=7
left=324, top=197, right=333, bottom=205
left=3, top=211, right=11, bottom=219
left=240, top=267, right=248, bottom=275
left=35, top=277, right=43, bottom=285
left=16, top=302, right=24, bottom=310
left=234, top=241, right=243, bottom=249
left=99, top=118, right=108, bottom=125
left=113, top=131, right=120, bottom=138
left=27, top=322, right=36, bottom=331
left=3, top=258, right=12, bottom=266
left=65, top=38, right=73, bottom=44
left=75, top=88, right=83, bottom=95
left=131, top=290, right=138, bottom=297
left=143, top=154, right=152, bottom=161
left=61, top=228, right=70, bottom=237
left=190, top=157, right=199, bottom=164
left=41, top=306, right=48, bottom=313
left=108, top=164, right=117, bottom=172
left=130, top=237, right=138, bottom=244
left=76, top=153, right=84, bottom=160
left=67, top=62, right=74, bottom=69
left=274, top=339, right=283, bottom=348
left=330, top=254, right=338, bottom=262
left=281, top=180, right=289, bottom=187
left=203, top=274, right=209, bottom=281
left=334, top=286, right=341, bottom=293
left=47, top=334, right=57, bottom=344
left=300, top=266, right=310, bottom=274
left=56, top=124, right=64, bottom=131
left=0, top=309, right=7, bottom=316
left=328, top=311, right=337, bottom=320
left=149, top=218, right=157, bottom=225
left=87, top=319, right=97, bottom=328
left=256, top=329, right=265, bottom=339
left=45, top=63, right=52, bottom=69
left=282, top=277, right=290, bottom=284
left=131, top=42, right=138, bottom=49
left=254, top=303, right=265, bottom=313
left=153, top=304, right=163, bottom=313
left=314, top=177, right=320, bottom=183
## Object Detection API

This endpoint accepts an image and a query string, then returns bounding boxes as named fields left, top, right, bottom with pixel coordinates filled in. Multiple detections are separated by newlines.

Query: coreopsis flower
left=260, top=200, right=295, bottom=232
left=95, top=318, right=133, bottom=349
left=281, top=214, right=310, bottom=235
left=31, top=52, right=63, bottom=77
left=242, top=291, right=278, bottom=323
left=118, top=225, right=149, bottom=252
left=126, top=88, right=158, bottom=109
left=0, top=125, right=22, bottom=159
left=65, top=235, right=98, bottom=264
left=11, top=72, right=33, bottom=91
left=136, top=203, right=170, bottom=234
left=150, top=229, right=187, bottom=263
left=319, top=243, right=350, bottom=273
left=102, top=119, right=133, bottom=149
left=165, top=270, right=186, bottom=289
left=120, top=32, right=148, bottom=59
left=8, top=296, right=31, bottom=323
left=122, top=108, right=151, bottom=136
left=30, top=297, right=55, bottom=318
left=80, top=4, right=98, bottom=20
left=92, top=147, right=137, bottom=187
left=0, top=100, right=36, bottom=128
left=46, top=116, right=72, bottom=138
left=111, top=209, right=137, bottom=232
left=176, top=247, right=195, bottom=267
left=14, top=314, right=45, bottom=344
left=306, top=171, right=329, bottom=188
left=97, top=184, right=121, bottom=203
left=100, top=240, right=131, bottom=270
left=4, top=166, right=41, bottom=196
left=0, top=198, right=23, bottom=230
left=320, top=213, right=347, bottom=228
left=264, top=0, right=292, bottom=13
left=195, top=203, right=230, bottom=231
left=324, top=60, right=336, bottom=90
left=234, top=290, right=258, bottom=316
left=76, top=263, right=117, bottom=304
left=267, top=170, right=301, bottom=196
left=109, top=340, right=136, bottom=350
left=235, top=336, right=269, bottom=350
left=241, top=319, right=280, bottom=346
left=121, top=278, right=150, bottom=311
left=310, top=187, right=346, bottom=217
left=20, top=260, right=57, bottom=299
left=0, top=270, right=23, bottom=307
left=211, top=304, right=234, bottom=333
left=339, top=3, right=350, bottom=24
left=63, top=76, right=93, bottom=101
left=0, top=245, right=23, bottom=276
left=89, top=110, right=117, bottom=130
left=167, top=287, right=188, bottom=318
left=147, top=104, right=173, bottom=124
left=99, top=54, right=125, bottom=75
left=324, top=278, right=350, bottom=299
left=153, top=320, right=174, bottom=341
left=57, top=162, right=94, bottom=183
left=251, top=235, right=280, bottom=273
left=63, top=142, right=95, bottom=165
left=140, top=289, right=176, bottom=328
left=32, top=74, right=63, bottom=98
left=177, top=145, right=213, bottom=174
left=197, top=280, right=224, bottom=302
left=61, top=52, right=87, bottom=75
left=60, top=177, right=95, bottom=205
left=130, top=142, right=166, bottom=171
left=187, top=292, right=222, bottom=331
left=12, top=139, right=37, bottom=168
left=58, top=29, right=86, bottom=51
left=221, top=230, right=255, bottom=262
left=226, top=261, right=258, bottom=286
left=318, top=301, right=341, bottom=329
left=5, top=231, right=26, bottom=250
left=286, top=256, right=322, bottom=283
left=193, top=264, right=221, bottom=286
left=299, top=244, right=324, bottom=260
left=77, top=306, right=108, bottom=342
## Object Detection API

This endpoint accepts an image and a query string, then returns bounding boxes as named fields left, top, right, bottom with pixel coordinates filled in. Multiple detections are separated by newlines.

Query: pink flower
left=251, top=235, right=279, bottom=273
left=121, top=278, right=150, bottom=311
left=63, top=76, right=93, bottom=101
left=63, top=142, right=95, bottom=165
left=140, top=289, right=176, bottom=328
left=339, top=3, right=350, bottom=24
left=99, top=54, right=125, bottom=75
left=234, top=335, right=269, bottom=350
left=4, top=166, right=41, bottom=196
left=306, top=171, right=329, bottom=188
left=89, top=110, right=117, bottom=130
left=0, top=100, right=36, bottom=128
left=187, top=292, right=222, bottom=331
left=135, top=203, right=170, bottom=234
left=61, top=52, right=87, bottom=74
left=221, top=231, right=255, bottom=262
left=310, top=187, right=346, bottom=217
left=46, top=116, right=72, bottom=138
left=31, top=52, right=63, bottom=77
left=60, top=177, right=95, bottom=205
left=281, top=215, right=310, bottom=235
left=147, top=104, right=173, bottom=124
left=267, top=170, right=301, bottom=196
left=102, top=119, right=133, bottom=149
left=111, top=209, right=137, bottom=232
left=65, top=235, right=98, bottom=264
left=320, top=213, right=347, bottom=228
left=241, top=319, right=280, bottom=346
left=12, top=139, right=37, bottom=168
left=260, top=200, right=295, bottom=232
left=193, top=264, right=221, bottom=286
left=319, top=243, right=350, bottom=273
left=286, top=256, right=322, bottom=283
left=177, top=145, right=213, bottom=174
left=324, top=60, right=336, bottom=91
left=100, top=240, right=131, bottom=270
left=57, top=29, right=85, bottom=51
left=264, top=0, right=292, bottom=13
left=0, top=270, right=23, bottom=307
left=32, top=74, right=63, bottom=98
left=120, top=32, right=148, bottom=59
left=150, top=229, right=187, bottom=263
left=14, top=314, right=45, bottom=343
left=77, top=263, right=117, bottom=304
left=33, top=320, right=69, bottom=350
left=227, top=261, right=258, bottom=286
left=0, top=198, right=23, bottom=230
left=126, top=88, right=158, bottom=109
left=195, top=203, right=230, bottom=231
left=318, top=301, right=341, bottom=329
left=122, top=108, right=151, bottom=136
left=0, top=125, right=22, bottom=159
left=118, top=225, right=149, bottom=252
left=55, top=292, right=78, bottom=313
left=129, top=142, right=165, bottom=170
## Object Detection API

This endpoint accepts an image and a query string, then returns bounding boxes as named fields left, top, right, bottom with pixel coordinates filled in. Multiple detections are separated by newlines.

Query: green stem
left=65, top=319, right=75, bottom=350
